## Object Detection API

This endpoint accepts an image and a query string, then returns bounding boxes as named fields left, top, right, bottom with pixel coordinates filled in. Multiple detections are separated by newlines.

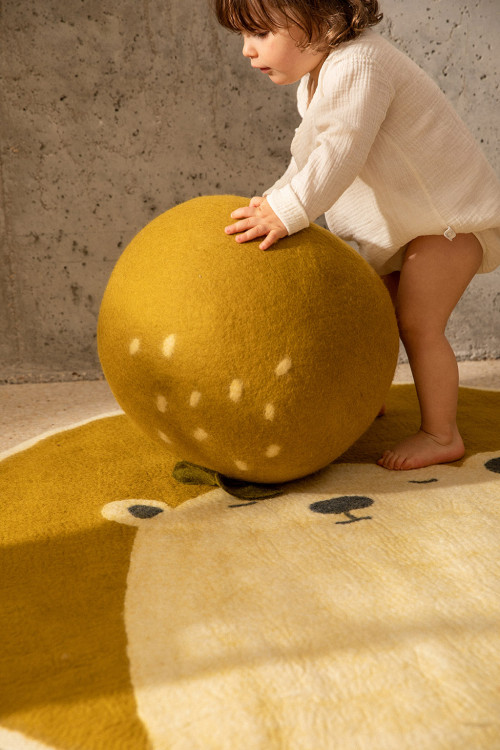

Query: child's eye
left=239, top=30, right=270, bottom=40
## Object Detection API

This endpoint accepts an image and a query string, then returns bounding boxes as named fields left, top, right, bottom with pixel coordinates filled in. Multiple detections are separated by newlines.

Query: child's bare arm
left=225, top=197, right=287, bottom=251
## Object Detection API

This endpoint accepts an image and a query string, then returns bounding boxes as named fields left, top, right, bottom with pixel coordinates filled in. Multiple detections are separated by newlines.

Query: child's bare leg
left=377, top=271, right=401, bottom=416
left=378, top=233, right=483, bottom=470
left=382, top=270, right=400, bottom=307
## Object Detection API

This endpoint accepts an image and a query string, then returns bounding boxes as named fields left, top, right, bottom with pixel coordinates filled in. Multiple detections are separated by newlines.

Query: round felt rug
left=1, top=385, right=499, bottom=750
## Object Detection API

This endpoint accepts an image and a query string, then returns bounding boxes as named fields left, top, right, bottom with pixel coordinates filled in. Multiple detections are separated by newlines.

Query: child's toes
left=393, top=453, right=409, bottom=470
left=377, top=450, right=395, bottom=469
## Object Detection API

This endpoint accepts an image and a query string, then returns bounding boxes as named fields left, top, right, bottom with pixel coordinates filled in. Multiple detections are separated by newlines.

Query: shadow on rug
left=0, top=385, right=499, bottom=749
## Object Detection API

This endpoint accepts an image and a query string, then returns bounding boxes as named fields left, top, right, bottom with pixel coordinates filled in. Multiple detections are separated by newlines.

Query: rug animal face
left=1, top=385, right=499, bottom=750
left=101, top=451, right=500, bottom=750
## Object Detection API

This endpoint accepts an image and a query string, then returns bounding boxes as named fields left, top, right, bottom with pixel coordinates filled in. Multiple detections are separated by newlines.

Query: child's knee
left=394, top=299, right=447, bottom=342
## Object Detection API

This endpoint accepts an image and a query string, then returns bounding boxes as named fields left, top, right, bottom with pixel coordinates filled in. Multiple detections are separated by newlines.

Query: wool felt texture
left=97, top=195, right=399, bottom=484
left=1, top=385, right=499, bottom=750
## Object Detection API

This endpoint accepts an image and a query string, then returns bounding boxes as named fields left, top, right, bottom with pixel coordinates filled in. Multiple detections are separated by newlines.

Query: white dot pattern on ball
left=193, top=428, right=208, bottom=441
left=162, top=334, right=176, bottom=358
left=129, top=338, right=140, bottom=355
left=264, top=403, right=275, bottom=421
left=275, top=357, right=292, bottom=376
left=190, top=391, right=201, bottom=407
left=156, top=395, right=167, bottom=413
left=144, top=354, right=294, bottom=473
left=265, top=444, right=281, bottom=458
left=229, top=379, right=244, bottom=402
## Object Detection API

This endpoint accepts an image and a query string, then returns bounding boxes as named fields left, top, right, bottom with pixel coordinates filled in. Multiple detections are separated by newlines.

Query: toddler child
left=214, top=0, right=500, bottom=470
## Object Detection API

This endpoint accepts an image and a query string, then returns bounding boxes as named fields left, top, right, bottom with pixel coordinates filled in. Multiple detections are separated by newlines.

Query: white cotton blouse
left=265, top=29, right=500, bottom=275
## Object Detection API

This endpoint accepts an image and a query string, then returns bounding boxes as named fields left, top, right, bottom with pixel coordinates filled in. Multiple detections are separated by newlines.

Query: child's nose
left=242, top=37, right=256, bottom=58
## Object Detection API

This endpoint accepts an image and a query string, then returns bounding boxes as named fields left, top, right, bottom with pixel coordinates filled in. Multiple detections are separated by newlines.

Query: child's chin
left=270, top=74, right=291, bottom=85
left=273, top=73, right=300, bottom=86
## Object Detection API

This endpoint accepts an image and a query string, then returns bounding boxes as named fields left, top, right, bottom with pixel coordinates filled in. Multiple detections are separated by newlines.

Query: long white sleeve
left=267, top=57, right=395, bottom=235
left=259, top=30, right=500, bottom=274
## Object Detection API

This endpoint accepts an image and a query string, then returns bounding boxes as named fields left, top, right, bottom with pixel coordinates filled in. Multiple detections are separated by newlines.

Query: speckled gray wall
left=0, top=0, right=498, bottom=382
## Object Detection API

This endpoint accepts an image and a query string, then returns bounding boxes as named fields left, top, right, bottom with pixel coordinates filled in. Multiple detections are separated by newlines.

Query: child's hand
left=224, top=197, right=287, bottom=250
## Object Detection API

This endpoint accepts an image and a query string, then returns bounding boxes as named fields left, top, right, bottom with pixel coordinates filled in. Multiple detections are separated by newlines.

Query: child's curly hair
left=212, top=0, right=383, bottom=52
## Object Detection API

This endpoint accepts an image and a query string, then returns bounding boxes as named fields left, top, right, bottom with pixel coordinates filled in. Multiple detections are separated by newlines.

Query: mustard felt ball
left=98, top=195, right=399, bottom=484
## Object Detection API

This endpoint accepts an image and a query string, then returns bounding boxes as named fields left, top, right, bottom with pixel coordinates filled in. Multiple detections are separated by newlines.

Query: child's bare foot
left=377, top=428, right=465, bottom=470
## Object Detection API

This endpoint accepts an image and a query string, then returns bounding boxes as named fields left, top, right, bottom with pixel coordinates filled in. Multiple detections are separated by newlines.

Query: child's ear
left=101, top=499, right=172, bottom=526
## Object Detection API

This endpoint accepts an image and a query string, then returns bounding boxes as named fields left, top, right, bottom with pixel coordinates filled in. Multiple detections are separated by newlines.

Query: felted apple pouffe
left=97, top=195, right=399, bottom=485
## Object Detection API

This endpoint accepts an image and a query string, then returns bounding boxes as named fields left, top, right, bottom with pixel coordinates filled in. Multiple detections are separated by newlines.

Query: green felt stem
left=172, top=461, right=283, bottom=500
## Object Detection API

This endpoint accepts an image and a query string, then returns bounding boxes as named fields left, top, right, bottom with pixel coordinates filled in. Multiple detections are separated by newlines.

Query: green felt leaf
left=173, top=461, right=283, bottom=500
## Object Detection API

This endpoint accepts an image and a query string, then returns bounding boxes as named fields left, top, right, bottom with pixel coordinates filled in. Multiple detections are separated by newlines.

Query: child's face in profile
left=241, top=26, right=326, bottom=86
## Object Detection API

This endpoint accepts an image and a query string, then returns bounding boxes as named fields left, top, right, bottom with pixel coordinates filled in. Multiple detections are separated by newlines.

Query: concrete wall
left=1, top=0, right=499, bottom=383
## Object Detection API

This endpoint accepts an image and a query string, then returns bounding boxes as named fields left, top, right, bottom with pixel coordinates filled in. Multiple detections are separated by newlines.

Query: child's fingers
left=224, top=216, right=260, bottom=236
left=229, top=205, right=256, bottom=220
left=234, top=224, right=268, bottom=243
left=259, top=229, right=283, bottom=251
left=249, top=196, right=264, bottom=207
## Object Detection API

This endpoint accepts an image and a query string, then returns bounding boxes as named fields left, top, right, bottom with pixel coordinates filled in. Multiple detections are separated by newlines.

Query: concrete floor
left=1, top=361, right=499, bottom=455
